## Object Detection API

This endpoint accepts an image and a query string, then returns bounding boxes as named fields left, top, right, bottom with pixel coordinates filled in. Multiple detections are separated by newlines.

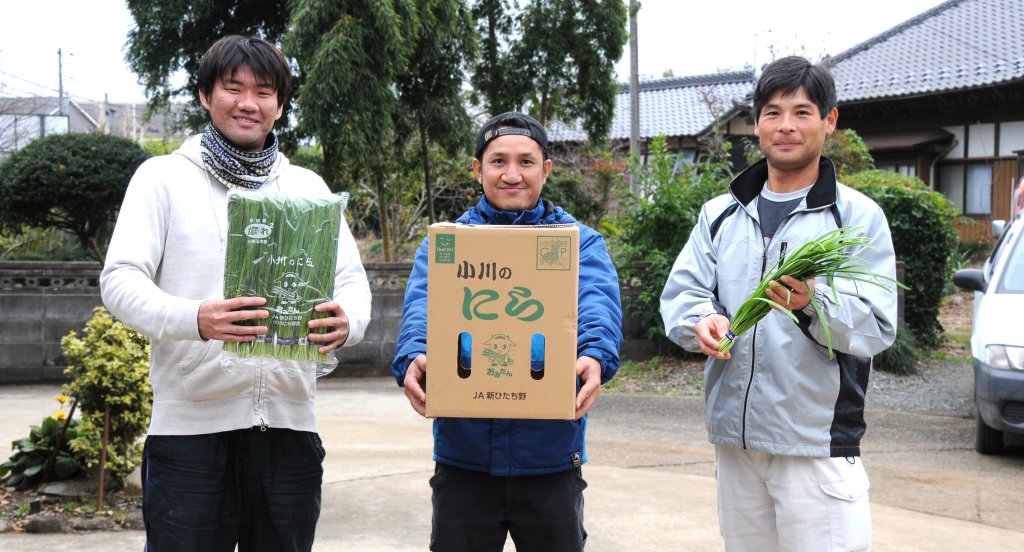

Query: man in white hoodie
left=100, top=35, right=372, bottom=552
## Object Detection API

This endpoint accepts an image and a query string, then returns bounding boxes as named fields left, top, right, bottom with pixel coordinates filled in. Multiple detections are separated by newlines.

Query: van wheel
left=975, top=406, right=1004, bottom=455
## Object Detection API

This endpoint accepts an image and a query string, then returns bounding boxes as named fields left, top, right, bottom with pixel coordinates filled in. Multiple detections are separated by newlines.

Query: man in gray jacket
left=660, top=56, right=898, bottom=551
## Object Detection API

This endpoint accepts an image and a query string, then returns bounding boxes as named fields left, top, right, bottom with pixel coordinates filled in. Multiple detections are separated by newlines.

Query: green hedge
left=844, top=170, right=961, bottom=346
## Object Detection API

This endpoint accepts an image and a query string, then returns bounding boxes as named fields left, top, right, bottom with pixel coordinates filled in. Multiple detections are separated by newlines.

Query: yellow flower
left=54, top=395, right=70, bottom=404
left=52, top=409, right=67, bottom=421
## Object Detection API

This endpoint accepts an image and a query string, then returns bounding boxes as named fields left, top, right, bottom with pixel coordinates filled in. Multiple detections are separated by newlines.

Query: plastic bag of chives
left=718, top=226, right=906, bottom=358
left=222, top=191, right=347, bottom=375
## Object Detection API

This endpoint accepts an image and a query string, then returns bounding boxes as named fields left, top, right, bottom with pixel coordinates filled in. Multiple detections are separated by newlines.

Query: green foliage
left=0, top=133, right=150, bottom=250
left=1, top=225, right=48, bottom=260
left=873, top=322, right=919, bottom=375
left=0, top=226, right=97, bottom=261
left=471, top=0, right=518, bottom=112
left=823, top=129, right=874, bottom=179
left=284, top=0, right=415, bottom=186
left=587, top=157, right=627, bottom=228
left=0, top=398, right=84, bottom=488
left=348, top=139, right=477, bottom=260
left=471, top=0, right=627, bottom=143
left=544, top=171, right=602, bottom=227
left=286, top=144, right=325, bottom=176
left=284, top=0, right=419, bottom=260
left=142, top=138, right=184, bottom=156
left=395, top=0, right=477, bottom=224
left=431, top=174, right=483, bottom=225
left=613, top=135, right=732, bottom=346
left=845, top=170, right=961, bottom=346
left=61, top=307, right=152, bottom=484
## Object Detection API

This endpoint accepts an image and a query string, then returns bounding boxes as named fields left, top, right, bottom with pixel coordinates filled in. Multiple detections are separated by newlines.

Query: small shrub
left=0, top=133, right=150, bottom=258
left=613, top=135, right=732, bottom=349
left=545, top=171, right=602, bottom=227
left=61, top=307, right=152, bottom=484
left=874, top=322, right=919, bottom=375
left=0, top=396, right=84, bottom=488
left=0, top=225, right=97, bottom=261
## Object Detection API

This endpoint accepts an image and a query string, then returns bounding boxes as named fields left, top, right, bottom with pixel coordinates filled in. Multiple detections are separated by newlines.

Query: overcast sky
left=0, top=0, right=947, bottom=104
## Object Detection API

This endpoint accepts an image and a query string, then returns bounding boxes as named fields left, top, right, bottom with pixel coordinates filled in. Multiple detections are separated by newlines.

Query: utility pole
left=628, top=0, right=640, bottom=195
left=57, top=48, right=68, bottom=116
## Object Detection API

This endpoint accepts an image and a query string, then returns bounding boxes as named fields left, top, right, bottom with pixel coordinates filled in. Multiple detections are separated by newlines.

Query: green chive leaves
left=223, top=191, right=345, bottom=364
left=717, top=226, right=906, bottom=358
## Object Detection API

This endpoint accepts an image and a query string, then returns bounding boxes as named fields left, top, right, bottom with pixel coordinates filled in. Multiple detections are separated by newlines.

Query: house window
left=877, top=162, right=916, bottom=178
left=672, top=150, right=697, bottom=173
left=939, top=162, right=992, bottom=215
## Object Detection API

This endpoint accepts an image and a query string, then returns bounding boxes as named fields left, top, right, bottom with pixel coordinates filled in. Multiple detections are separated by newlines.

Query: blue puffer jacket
left=391, top=196, right=623, bottom=476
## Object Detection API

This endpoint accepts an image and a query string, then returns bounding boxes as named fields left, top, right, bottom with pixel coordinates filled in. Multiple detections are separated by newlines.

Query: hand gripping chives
left=223, top=191, right=345, bottom=364
left=718, top=226, right=907, bottom=358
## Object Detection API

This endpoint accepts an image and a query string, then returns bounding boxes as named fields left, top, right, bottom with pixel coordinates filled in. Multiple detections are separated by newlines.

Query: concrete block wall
left=1, top=261, right=656, bottom=383
left=0, top=263, right=106, bottom=382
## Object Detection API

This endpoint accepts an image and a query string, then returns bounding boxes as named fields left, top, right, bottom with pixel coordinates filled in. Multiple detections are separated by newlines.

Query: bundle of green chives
left=223, top=192, right=344, bottom=363
left=718, top=226, right=906, bottom=358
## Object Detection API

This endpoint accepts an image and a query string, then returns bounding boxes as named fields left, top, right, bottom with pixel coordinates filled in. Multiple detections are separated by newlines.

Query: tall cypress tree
left=283, top=0, right=417, bottom=261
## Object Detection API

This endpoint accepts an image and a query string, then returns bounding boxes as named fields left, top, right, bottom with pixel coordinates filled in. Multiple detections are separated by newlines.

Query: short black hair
left=753, top=56, right=836, bottom=120
left=197, top=35, right=292, bottom=106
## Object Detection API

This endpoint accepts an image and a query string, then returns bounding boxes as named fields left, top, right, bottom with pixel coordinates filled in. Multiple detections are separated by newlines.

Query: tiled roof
left=547, top=71, right=755, bottom=143
left=830, top=0, right=1024, bottom=102
left=550, top=0, right=1022, bottom=145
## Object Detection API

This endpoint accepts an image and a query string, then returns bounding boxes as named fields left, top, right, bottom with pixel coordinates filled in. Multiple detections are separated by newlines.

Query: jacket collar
left=464, top=196, right=559, bottom=225
left=729, top=157, right=839, bottom=210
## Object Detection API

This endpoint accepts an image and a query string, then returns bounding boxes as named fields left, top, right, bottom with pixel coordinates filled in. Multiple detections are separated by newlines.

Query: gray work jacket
left=660, top=158, right=898, bottom=457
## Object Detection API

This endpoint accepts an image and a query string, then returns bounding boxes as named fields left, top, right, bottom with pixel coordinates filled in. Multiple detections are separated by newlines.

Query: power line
left=0, top=80, right=49, bottom=97
left=0, top=69, right=59, bottom=95
left=0, top=69, right=127, bottom=106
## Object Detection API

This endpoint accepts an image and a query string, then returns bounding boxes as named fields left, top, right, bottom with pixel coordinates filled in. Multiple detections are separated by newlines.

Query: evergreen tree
left=470, top=0, right=627, bottom=144
left=396, top=0, right=478, bottom=223
left=283, top=0, right=417, bottom=260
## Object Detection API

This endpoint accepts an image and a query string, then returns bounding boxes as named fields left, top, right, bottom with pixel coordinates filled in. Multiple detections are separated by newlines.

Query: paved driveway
left=1, top=377, right=1022, bottom=551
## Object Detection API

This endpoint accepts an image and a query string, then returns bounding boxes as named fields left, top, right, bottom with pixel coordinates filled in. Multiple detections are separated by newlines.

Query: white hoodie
left=100, top=134, right=372, bottom=435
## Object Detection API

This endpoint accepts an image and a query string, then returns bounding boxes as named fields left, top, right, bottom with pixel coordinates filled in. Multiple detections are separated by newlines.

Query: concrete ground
left=1, top=377, right=1023, bottom=551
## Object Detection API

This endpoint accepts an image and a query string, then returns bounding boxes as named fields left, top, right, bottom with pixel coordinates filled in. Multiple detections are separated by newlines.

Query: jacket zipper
left=740, top=246, right=770, bottom=449
left=255, top=360, right=268, bottom=431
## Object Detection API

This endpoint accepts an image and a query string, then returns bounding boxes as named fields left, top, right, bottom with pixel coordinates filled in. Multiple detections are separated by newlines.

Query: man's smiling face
left=199, top=65, right=283, bottom=151
left=472, top=132, right=552, bottom=212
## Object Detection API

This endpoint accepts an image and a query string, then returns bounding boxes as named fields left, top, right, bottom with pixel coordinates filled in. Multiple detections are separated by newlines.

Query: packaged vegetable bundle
left=222, top=191, right=348, bottom=373
left=718, top=226, right=906, bottom=357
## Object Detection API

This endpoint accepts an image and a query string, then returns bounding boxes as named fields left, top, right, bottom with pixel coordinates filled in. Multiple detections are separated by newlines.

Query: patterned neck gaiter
left=199, top=123, right=279, bottom=190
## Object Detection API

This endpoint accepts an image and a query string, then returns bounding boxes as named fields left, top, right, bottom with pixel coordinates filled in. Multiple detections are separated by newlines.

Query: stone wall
left=0, top=262, right=105, bottom=382
left=0, top=261, right=413, bottom=383
left=1, top=261, right=655, bottom=383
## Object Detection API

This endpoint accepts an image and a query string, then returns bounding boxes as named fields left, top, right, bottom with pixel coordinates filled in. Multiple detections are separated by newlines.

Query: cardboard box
left=426, top=222, right=579, bottom=419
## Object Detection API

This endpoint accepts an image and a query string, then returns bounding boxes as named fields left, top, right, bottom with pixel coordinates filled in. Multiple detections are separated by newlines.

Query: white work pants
left=715, top=445, right=872, bottom=552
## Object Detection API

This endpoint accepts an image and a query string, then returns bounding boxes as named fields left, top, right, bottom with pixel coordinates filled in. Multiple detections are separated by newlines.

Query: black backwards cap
left=475, top=112, right=549, bottom=161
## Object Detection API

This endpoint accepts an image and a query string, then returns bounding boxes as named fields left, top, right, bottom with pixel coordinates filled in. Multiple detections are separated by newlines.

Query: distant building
left=0, top=96, right=187, bottom=157
left=547, top=71, right=756, bottom=168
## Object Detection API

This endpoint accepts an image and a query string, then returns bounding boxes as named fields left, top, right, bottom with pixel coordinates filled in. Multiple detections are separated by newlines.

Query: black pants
left=429, top=463, right=588, bottom=552
left=141, top=427, right=325, bottom=552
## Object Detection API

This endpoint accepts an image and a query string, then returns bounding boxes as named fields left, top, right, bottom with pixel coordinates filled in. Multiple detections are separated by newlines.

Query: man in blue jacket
left=392, top=112, right=623, bottom=551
